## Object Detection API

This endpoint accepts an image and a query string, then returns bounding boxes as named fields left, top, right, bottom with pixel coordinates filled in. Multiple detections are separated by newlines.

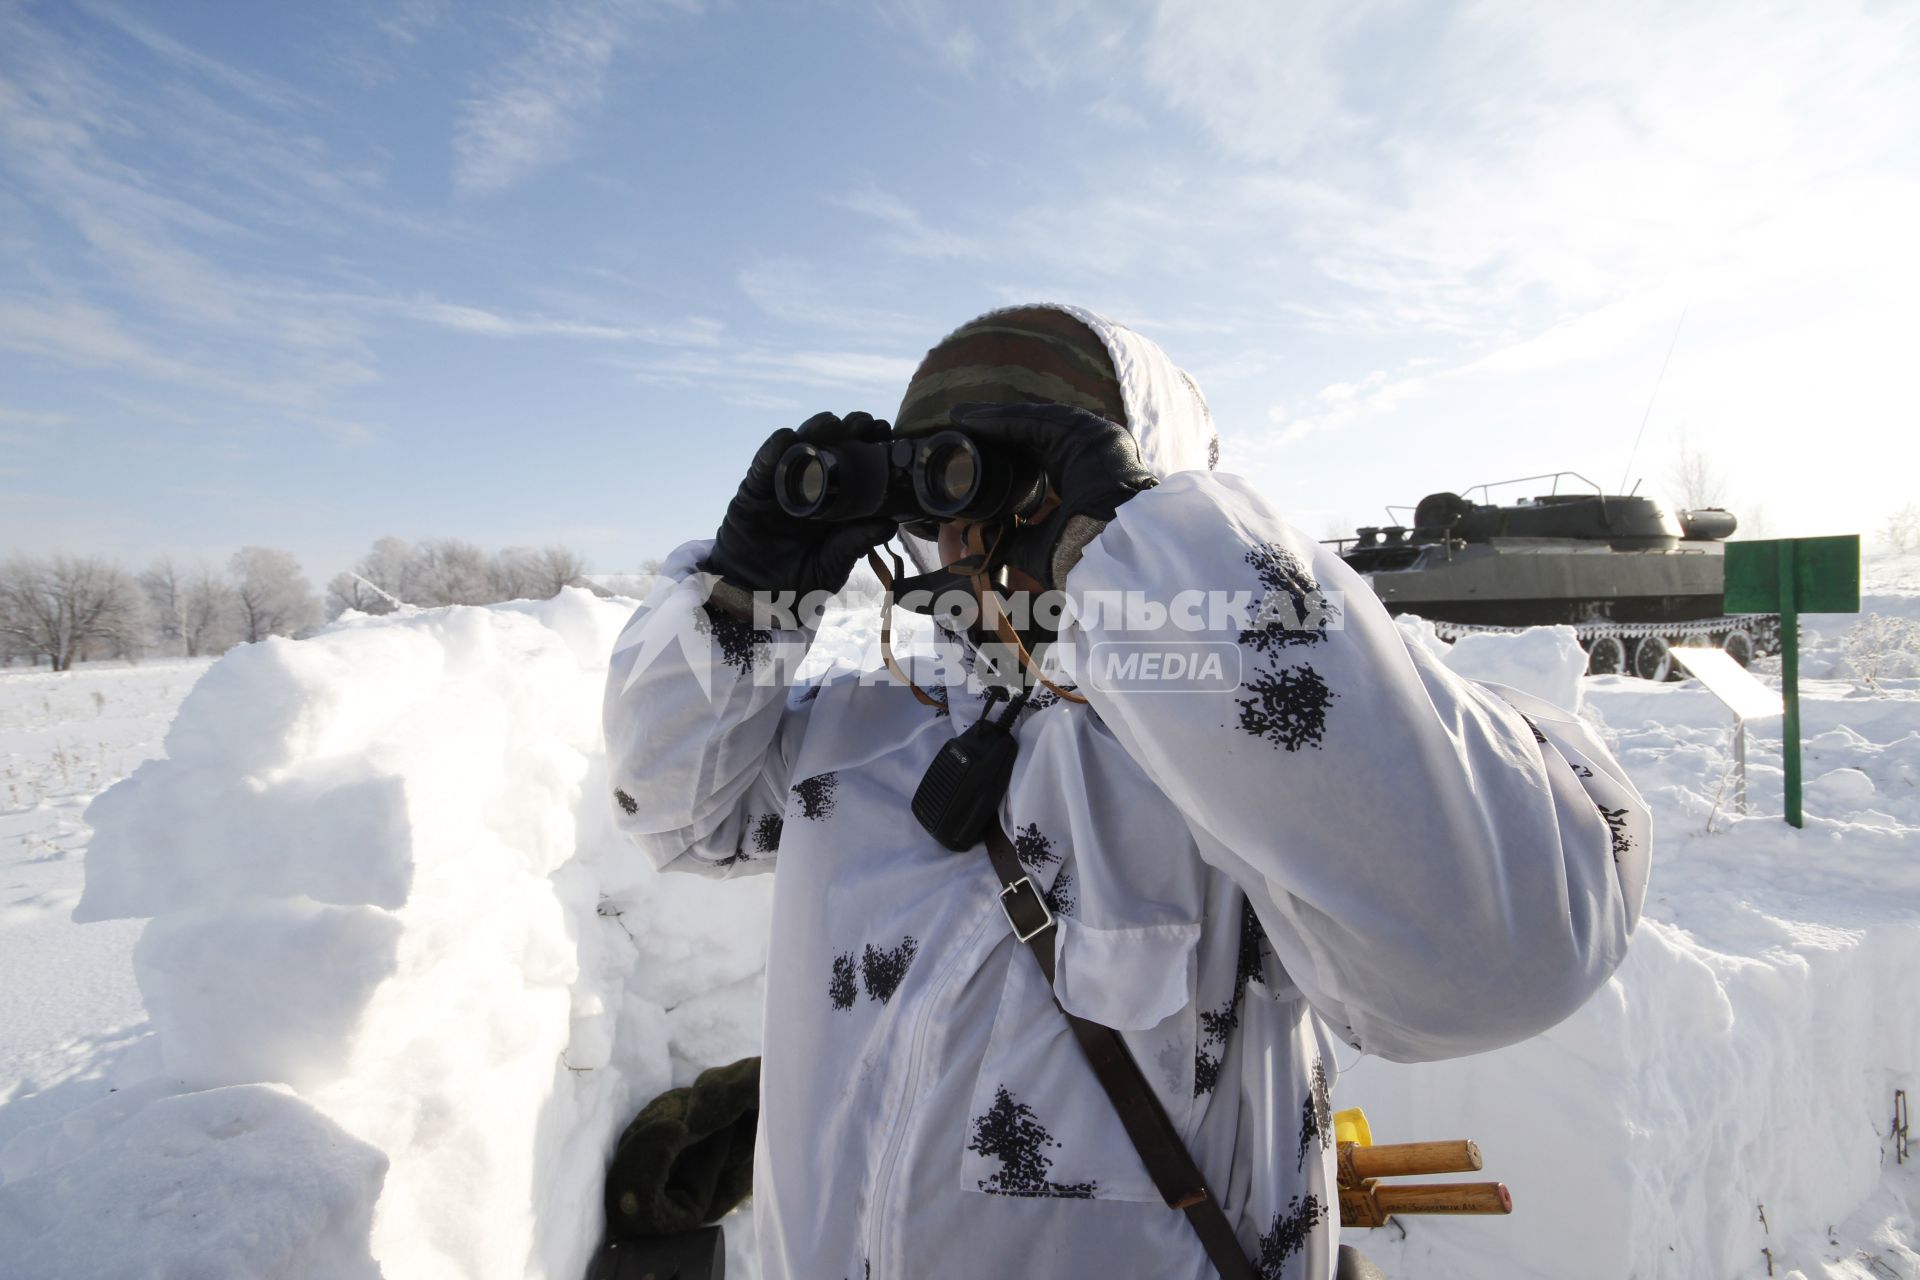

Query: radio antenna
left=1618, top=305, right=1687, bottom=493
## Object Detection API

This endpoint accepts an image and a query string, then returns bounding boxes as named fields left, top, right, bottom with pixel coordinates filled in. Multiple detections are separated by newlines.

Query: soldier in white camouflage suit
left=605, top=305, right=1650, bottom=1280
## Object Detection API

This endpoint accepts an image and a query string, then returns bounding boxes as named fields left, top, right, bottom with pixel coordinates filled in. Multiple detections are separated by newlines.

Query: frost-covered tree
left=483, top=541, right=579, bottom=602
left=326, top=537, right=414, bottom=618
left=409, top=538, right=494, bottom=607
left=328, top=537, right=589, bottom=614
left=1667, top=433, right=1727, bottom=510
left=530, top=544, right=587, bottom=597
left=1882, top=504, right=1920, bottom=554
left=326, top=571, right=390, bottom=618
left=487, top=546, right=541, bottom=602
left=364, top=537, right=415, bottom=604
left=182, top=564, right=238, bottom=656
left=0, top=555, right=146, bottom=671
left=147, top=556, right=242, bottom=655
left=141, top=556, right=188, bottom=656
left=484, top=544, right=586, bottom=602
left=229, top=547, right=320, bottom=643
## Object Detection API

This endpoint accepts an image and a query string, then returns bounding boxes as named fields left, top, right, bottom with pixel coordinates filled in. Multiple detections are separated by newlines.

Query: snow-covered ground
left=1353, top=601, right=1920, bottom=1279
left=0, top=660, right=210, bottom=1154
left=0, top=557, right=1916, bottom=1279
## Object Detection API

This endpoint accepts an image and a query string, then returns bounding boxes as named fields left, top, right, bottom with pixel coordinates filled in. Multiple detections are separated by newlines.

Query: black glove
left=604, top=1056, right=759, bottom=1238
left=950, top=402, right=1158, bottom=590
left=705, top=412, right=898, bottom=597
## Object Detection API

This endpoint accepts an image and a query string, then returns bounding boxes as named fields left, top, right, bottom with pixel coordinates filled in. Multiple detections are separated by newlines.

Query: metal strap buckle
left=999, top=876, right=1054, bottom=943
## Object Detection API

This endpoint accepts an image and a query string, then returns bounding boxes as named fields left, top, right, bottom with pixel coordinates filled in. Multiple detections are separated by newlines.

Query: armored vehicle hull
left=1337, top=476, right=1779, bottom=680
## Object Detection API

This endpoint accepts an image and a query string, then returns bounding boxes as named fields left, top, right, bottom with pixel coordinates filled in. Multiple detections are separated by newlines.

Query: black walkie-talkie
left=912, top=691, right=1028, bottom=851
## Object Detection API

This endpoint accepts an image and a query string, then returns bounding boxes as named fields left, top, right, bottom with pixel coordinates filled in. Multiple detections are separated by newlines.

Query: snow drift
left=11, top=590, right=772, bottom=1280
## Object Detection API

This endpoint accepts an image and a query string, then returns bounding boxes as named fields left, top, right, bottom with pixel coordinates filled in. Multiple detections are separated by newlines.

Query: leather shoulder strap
left=983, top=819, right=1258, bottom=1280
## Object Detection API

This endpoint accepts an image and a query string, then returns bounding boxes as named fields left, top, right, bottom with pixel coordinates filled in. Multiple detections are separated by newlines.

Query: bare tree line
left=0, top=538, right=593, bottom=671
left=324, top=538, right=587, bottom=616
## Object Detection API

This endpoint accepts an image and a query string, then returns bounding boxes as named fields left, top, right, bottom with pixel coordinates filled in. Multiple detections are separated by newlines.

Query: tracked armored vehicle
left=1335, top=473, right=1778, bottom=680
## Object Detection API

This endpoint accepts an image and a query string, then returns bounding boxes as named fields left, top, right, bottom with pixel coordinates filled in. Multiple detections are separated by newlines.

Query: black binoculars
left=774, top=429, right=1046, bottom=528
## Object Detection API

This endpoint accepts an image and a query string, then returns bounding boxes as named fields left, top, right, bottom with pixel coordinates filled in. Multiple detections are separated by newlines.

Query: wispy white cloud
left=375, top=0, right=447, bottom=46
left=751, top=350, right=918, bottom=387
left=616, top=345, right=917, bottom=396
left=1247, top=365, right=1433, bottom=453
left=385, top=296, right=725, bottom=345
left=827, top=184, right=985, bottom=261
left=0, top=6, right=390, bottom=381
left=0, top=405, right=73, bottom=431
left=734, top=256, right=931, bottom=338
left=453, top=0, right=695, bottom=196
left=875, top=0, right=1919, bottom=377
left=1150, top=0, right=1920, bottom=344
left=74, top=0, right=316, bottom=112
left=1141, top=0, right=1368, bottom=165
left=1085, top=98, right=1148, bottom=130
left=874, top=0, right=983, bottom=76
left=719, top=389, right=804, bottom=413
left=0, top=296, right=377, bottom=406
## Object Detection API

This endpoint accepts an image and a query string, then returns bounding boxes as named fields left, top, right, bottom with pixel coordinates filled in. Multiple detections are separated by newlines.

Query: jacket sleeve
left=1059, top=472, right=1651, bottom=1063
left=602, top=539, right=815, bottom=880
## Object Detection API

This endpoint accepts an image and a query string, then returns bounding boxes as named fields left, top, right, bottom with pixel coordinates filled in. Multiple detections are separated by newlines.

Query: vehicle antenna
left=1618, top=306, right=1688, bottom=493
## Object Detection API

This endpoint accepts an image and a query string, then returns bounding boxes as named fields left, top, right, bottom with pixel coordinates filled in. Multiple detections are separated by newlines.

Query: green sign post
left=1723, top=534, right=1861, bottom=828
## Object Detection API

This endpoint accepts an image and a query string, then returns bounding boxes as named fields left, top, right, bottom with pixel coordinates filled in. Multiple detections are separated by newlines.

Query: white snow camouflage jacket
left=604, top=306, right=1651, bottom=1280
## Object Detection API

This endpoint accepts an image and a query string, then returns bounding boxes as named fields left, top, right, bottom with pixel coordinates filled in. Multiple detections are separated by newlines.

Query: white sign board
left=1672, top=647, right=1784, bottom=721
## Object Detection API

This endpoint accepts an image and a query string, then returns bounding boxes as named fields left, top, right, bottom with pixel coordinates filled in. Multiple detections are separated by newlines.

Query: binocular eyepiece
left=774, top=430, right=1046, bottom=528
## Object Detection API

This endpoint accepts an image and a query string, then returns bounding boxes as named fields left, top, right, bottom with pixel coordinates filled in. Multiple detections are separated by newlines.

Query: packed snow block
left=134, top=898, right=402, bottom=1091
left=76, top=759, right=413, bottom=920
left=159, top=627, right=451, bottom=770
left=1337, top=916, right=1920, bottom=1280
left=1393, top=613, right=1451, bottom=659
left=61, top=590, right=781, bottom=1280
left=0, top=1082, right=387, bottom=1280
left=1441, top=624, right=1587, bottom=714
left=495, top=585, right=633, bottom=670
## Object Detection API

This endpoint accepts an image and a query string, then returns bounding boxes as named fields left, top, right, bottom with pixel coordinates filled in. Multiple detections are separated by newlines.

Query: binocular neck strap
left=867, top=525, right=1089, bottom=709
left=961, top=523, right=1089, bottom=707
left=866, top=547, right=944, bottom=709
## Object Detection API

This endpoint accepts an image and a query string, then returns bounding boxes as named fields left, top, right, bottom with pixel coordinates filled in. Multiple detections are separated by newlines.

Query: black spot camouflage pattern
left=792, top=772, right=838, bottom=821
left=968, top=1086, right=1097, bottom=1199
left=1196, top=899, right=1271, bottom=1096
left=697, top=603, right=771, bottom=676
left=1296, top=1057, right=1331, bottom=1172
left=1014, top=822, right=1058, bottom=870
left=1256, top=1194, right=1326, bottom=1277
left=861, top=937, right=918, bottom=1005
left=828, top=952, right=857, bottom=1011
left=1236, top=665, right=1336, bottom=752
left=1042, top=869, right=1075, bottom=918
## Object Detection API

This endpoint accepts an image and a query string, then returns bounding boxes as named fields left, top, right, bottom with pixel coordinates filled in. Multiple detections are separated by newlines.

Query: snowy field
left=0, top=660, right=211, bottom=1155
left=0, top=558, right=1916, bottom=1279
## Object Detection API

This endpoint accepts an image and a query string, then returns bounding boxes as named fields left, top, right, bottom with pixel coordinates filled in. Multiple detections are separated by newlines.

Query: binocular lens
left=925, top=443, right=978, bottom=508
left=772, top=428, right=1042, bottom=525
left=775, top=445, right=834, bottom=519
left=913, top=431, right=1042, bottom=522
left=793, top=456, right=826, bottom=507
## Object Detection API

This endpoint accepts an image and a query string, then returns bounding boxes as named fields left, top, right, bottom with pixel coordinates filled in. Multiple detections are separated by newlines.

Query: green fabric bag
left=605, top=1056, right=761, bottom=1238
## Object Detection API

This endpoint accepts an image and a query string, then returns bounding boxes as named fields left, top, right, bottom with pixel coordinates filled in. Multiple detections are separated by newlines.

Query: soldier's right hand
left=704, top=412, right=899, bottom=597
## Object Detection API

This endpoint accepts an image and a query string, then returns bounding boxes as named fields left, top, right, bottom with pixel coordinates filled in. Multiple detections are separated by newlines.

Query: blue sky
left=2, top=0, right=1915, bottom=585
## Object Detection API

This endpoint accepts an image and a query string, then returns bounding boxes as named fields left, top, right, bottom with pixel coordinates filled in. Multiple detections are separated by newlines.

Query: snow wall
left=6, top=590, right=1916, bottom=1278
left=20, top=591, right=771, bottom=1280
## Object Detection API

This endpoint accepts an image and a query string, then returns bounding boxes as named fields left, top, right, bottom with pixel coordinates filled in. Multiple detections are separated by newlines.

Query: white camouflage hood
left=896, top=303, right=1220, bottom=574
